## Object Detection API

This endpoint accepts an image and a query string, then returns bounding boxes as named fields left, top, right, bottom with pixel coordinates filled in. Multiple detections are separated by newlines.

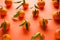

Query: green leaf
left=42, top=19, right=46, bottom=30
left=14, top=1, right=22, bottom=3
left=16, top=3, right=23, bottom=9
left=25, top=20, right=29, bottom=30
left=33, top=9, right=37, bottom=17
left=25, top=20, right=28, bottom=30
left=34, top=4, right=39, bottom=9
left=31, top=32, right=40, bottom=39
left=13, top=11, right=20, bottom=18
left=1, top=21, right=6, bottom=32
left=19, top=21, right=25, bottom=26
left=3, top=21, right=6, bottom=32
left=40, top=34, right=43, bottom=40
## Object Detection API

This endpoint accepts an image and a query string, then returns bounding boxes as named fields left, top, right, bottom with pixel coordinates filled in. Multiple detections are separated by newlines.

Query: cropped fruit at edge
left=5, top=0, right=12, bottom=8
left=2, top=34, right=11, bottom=40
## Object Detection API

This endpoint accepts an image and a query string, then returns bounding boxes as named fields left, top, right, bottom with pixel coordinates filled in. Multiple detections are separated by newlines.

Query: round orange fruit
left=22, top=2, right=29, bottom=10
left=39, top=18, right=48, bottom=30
left=53, top=11, right=60, bottom=23
left=32, top=9, right=39, bottom=18
left=22, top=21, right=30, bottom=31
left=18, top=10, right=25, bottom=19
left=37, top=0, right=45, bottom=9
left=2, top=34, right=11, bottom=40
left=52, top=0, right=59, bottom=8
left=5, top=0, right=12, bottom=8
left=0, top=7, right=7, bottom=18
left=2, top=21, right=10, bottom=32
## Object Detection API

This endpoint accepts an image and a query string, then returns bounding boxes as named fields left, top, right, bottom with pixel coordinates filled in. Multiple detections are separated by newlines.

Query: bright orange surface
left=0, top=0, right=60, bottom=40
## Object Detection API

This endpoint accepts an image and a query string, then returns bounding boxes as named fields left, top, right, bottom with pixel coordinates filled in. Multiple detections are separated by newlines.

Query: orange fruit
left=22, top=2, right=29, bottom=10
left=32, top=9, right=39, bottom=17
left=2, top=21, right=10, bottom=32
left=53, top=11, right=60, bottom=23
left=21, top=20, right=30, bottom=32
left=2, top=34, right=11, bottom=40
left=5, top=0, right=12, bottom=8
left=55, top=29, right=60, bottom=40
left=0, top=7, right=7, bottom=18
left=53, top=0, right=59, bottom=8
left=18, top=10, right=25, bottom=19
left=22, top=21, right=30, bottom=31
left=37, top=0, right=45, bottom=9
left=39, top=18, right=48, bottom=30
left=34, top=32, right=44, bottom=40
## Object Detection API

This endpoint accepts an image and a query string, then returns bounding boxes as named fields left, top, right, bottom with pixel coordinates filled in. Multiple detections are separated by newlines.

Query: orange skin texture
left=2, top=34, right=11, bottom=40
left=18, top=10, right=25, bottom=20
left=37, top=0, right=45, bottom=9
left=22, top=3, right=29, bottom=10
left=2, top=21, right=10, bottom=32
left=0, top=8, right=7, bottom=18
left=32, top=9, right=39, bottom=17
left=55, top=30, right=60, bottom=40
left=5, top=0, right=12, bottom=8
left=53, top=1, right=59, bottom=8
left=22, top=21, right=30, bottom=32
left=39, top=19, right=48, bottom=29
left=53, top=11, right=60, bottom=23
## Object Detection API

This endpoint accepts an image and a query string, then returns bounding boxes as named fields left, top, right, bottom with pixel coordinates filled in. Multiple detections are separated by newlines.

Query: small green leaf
left=34, top=4, right=39, bottom=9
left=25, top=20, right=29, bottom=30
left=42, top=19, right=46, bottom=30
left=33, top=9, right=37, bottom=17
left=19, top=21, right=25, bottom=26
left=13, top=11, right=20, bottom=18
left=31, top=32, right=40, bottom=39
left=40, top=34, right=43, bottom=40
left=3, top=21, right=6, bottom=32
left=14, top=1, right=22, bottom=3
left=1, top=21, right=6, bottom=32
left=16, top=3, right=23, bottom=9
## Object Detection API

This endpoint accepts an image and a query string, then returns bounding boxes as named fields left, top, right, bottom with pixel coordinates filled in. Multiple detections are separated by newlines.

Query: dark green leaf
left=34, top=4, right=39, bottom=9
left=32, top=32, right=40, bottom=39
left=1, top=21, right=6, bottom=32
left=13, top=11, right=20, bottom=18
left=16, top=3, right=23, bottom=9
left=3, top=21, right=6, bottom=32
left=42, top=19, right=46, bottom=30
left=14, top=1, right=22, bottom=3
left=33, top=9, right=37, bottom=17
left=25, top=20, right=28, bottom=30
left=19, top=21, right=25, bottom=26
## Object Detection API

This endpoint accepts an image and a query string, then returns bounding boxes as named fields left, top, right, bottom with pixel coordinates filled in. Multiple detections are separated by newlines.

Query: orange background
left=0, top=0, right=60, bottom=40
